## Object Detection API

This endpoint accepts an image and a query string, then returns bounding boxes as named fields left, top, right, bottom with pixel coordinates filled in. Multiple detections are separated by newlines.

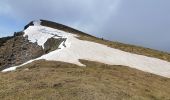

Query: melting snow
left=33, top=20, right=41, bottom=26
left=2, top=24, right=170, bottom=78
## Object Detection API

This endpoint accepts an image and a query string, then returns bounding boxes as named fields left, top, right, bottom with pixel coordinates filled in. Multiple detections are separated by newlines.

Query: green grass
left=0, top=60, right=170, bottom=100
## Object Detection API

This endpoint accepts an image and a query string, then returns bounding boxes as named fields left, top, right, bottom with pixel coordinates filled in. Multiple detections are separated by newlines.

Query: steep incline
left=0, top=21, right=67, bottom=70
left=2, top=20, right=170, bottom=78
left=0, top=32, right=44, bottom=70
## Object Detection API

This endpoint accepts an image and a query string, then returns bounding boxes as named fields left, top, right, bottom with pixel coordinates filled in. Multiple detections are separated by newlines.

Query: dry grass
left=0, top=60, right=170, bottom=100
left=1, top=21, right=170, bottom=99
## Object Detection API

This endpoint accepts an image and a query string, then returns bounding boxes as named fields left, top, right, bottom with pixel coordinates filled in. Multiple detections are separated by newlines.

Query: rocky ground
left=0, top=30, right=66, bottom=70
left=0, top=32, right=44, bottom=70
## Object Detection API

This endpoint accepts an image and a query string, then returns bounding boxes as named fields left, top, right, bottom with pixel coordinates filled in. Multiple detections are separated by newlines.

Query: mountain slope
left=1, top=60, right=170, bottom=100
left=2, top=20, right=170, bottom=78
left=0, top=20, right=170, bottom=99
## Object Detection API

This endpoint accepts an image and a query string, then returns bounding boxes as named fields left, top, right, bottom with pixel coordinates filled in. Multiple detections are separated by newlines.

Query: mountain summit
left=0, top=20, right=170, bottom=99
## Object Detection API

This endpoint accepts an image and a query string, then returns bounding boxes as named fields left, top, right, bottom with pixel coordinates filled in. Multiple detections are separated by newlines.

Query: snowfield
left=2, top=21, right=170, bottom=78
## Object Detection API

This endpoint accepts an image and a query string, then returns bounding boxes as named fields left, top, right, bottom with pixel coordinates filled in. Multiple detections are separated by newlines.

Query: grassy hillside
left=1, top=21, right=170, bottom=100
left=0, top=60, right=170, bottom=100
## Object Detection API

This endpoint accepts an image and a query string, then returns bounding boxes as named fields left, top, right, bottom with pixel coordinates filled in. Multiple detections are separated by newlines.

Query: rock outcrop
left=44, top=37, right=66, bottom=53
left=0, top=20, right=82, bottom=70
left=0, top=32, right=44, bottom=70
left=0, top=31, right=67, bottom=71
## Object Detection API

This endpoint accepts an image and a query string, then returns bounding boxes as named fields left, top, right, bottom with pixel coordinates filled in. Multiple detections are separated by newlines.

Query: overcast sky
left=0, top=0, right=170, bottom=52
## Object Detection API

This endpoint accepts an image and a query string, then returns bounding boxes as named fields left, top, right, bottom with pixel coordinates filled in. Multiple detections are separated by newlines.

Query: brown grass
left=0, top=60, right=170, bottom=100
left=1, top=21, right=170, bottom=99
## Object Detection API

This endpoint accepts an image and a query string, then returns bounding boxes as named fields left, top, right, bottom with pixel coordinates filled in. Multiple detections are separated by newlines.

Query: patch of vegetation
left=0, top=60, right=170, bottom=100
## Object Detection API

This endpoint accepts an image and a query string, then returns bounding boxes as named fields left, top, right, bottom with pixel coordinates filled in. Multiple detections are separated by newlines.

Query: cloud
left=0, top=1, right=11, bottom=15
left=0, top=0, right=170, bottom=52
left=1, top=0, right=121, bottom=35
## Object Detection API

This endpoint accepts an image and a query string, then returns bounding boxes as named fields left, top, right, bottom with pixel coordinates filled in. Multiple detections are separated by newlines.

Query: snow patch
left=2, top=60, right=35, bottom=72
left=23, top=26, right=72, bottom=48
left=2, top=25, right=170, bottom=78
left=33, top=20, right=41, bottom=26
